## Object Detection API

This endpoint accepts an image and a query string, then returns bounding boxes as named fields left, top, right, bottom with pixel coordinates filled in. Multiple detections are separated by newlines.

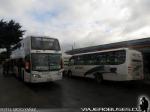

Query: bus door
left=75, top=55, right=86, bottom=77
left=69, top=56, right=84, bottom=77
left=68, top=58, right=75, bottom=76
left=74, top=65, right=84, bottom=77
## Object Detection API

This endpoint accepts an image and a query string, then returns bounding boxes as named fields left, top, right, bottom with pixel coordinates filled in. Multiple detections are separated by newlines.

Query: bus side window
left=69, top=58, right=74, bottom=66
left=96, top=53, right=106, bottom=65
left=88, top=54, right=96, bottom=65
left=84, top=55, right=90, bottom=65
left=78, top=55, right=84, bottom=65
left=108, top=51, right=115, bottom=65
left=116, top=50, right=126, bottom=64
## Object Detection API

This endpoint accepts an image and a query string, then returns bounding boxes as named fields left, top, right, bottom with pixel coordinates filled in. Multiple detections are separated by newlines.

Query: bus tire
left=68, top=71, right=72, bottom=77
left=95, top=73, right=103, bottom=83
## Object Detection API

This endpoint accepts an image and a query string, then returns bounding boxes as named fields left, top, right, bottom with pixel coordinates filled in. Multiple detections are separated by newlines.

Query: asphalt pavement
left=0, top=66, right=150, bottom=111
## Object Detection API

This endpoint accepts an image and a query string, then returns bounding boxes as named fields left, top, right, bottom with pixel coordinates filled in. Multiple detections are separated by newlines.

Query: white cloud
left=0, top=0, right=150, bottom=51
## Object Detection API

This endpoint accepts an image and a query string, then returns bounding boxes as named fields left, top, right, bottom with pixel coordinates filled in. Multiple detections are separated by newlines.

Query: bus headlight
left=33, top=74, right=41, bottom=78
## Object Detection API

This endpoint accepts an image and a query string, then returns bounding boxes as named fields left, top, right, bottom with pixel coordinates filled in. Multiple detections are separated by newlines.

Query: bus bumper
left=30, top=71, right=62, bottom=83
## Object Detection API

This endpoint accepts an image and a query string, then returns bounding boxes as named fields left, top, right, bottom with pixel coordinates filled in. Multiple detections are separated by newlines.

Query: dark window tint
left=31, top=54, right=49, bottom=71
left=49, top=54, right=61, bottom=71
left=31, top=37, right=60, bottom=50
left=71, top=50, right=126, bottom=65
left=31, top=53, right=61, bottom=71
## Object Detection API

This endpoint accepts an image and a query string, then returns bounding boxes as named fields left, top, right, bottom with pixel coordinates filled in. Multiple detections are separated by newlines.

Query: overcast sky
left=0, top=0, right=150, bottom=51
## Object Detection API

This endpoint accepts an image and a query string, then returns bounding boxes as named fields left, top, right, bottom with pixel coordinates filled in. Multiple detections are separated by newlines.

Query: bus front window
left=49, top=54, right=61, bottom=71
left=31, top=53, right=61, bottom=71
left=31, top=54, right=49, bottom=71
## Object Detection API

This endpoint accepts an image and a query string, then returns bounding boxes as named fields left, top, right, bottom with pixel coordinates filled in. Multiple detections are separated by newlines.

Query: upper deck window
left=31, top=37, right=60, bottom=50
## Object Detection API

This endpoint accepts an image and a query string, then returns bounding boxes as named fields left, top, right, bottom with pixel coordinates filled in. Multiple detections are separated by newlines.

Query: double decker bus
left=68, top=48, right=143, bottom=82
left=6, top=36, right=63, bottom=83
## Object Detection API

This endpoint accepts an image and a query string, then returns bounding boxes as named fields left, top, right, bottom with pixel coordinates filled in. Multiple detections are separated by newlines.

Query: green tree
left=0, top=19, right=25, bottom=58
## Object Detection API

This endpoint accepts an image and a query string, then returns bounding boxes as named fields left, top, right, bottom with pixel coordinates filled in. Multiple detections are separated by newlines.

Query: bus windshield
left=31, top=37, right=60, bottom=50
left=31, top=53, right=61, bottom=71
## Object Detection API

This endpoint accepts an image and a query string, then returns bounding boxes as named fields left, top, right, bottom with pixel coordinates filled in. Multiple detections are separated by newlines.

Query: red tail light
left=25, top=62, right=29, bottom=70
left=128, top=66, right=132, bottom=74
left=128, top=66, right=132, bottom=70
left=25, top=61, right=31, bottom=72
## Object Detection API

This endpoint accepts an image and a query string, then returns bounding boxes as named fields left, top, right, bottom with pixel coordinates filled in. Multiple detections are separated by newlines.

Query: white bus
left=68, top=48, right=143, bottom=82
left=7, top=36, right=63, bottom=83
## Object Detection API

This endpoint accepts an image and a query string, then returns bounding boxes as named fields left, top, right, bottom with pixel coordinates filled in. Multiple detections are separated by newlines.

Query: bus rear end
left=103, top=49, right=128, bottom=81
left=103, top=49, right=143, bottom=81
left=127, top=50, right=143, bottom=80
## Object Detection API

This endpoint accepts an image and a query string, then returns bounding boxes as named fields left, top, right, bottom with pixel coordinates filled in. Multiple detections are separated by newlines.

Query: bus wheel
left=95, top=73, right=103, bottom=83
left=68, top=71, right=72, bottom=77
